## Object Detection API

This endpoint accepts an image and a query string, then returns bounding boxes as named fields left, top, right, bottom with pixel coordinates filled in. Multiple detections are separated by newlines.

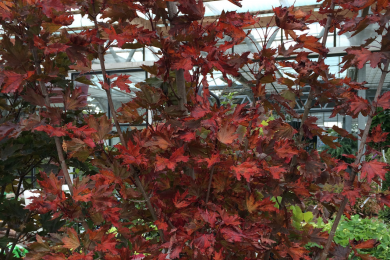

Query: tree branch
left=92, top=17, right=162, bottom=240
left=319, top=60, right=390, bottom=260
left=167, top=2, right=187, bottom=114
left=205, top=165, right=215, bottom=204
left=31, top=48, right=74, bottom=196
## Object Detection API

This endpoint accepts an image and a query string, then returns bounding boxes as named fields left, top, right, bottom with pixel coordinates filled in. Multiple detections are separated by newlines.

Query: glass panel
left=108, top=71, right=147, bottom=125
left=74, top=74, right=109, bottom=115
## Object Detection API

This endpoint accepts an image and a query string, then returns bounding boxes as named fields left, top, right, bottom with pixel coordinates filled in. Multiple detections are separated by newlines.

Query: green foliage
left=322, top=215, right=390, bottom=259
left=320, top=129, right=358, bottom=163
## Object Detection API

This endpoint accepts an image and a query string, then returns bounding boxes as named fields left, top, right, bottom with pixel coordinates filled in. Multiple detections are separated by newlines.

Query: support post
left=357, top=64, right=367, bottom=162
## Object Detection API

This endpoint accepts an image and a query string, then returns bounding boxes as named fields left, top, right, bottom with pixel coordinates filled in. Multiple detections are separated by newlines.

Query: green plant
left=320, top=129, right=358, bottom=163
left=323, top=215, right=390, bottom=259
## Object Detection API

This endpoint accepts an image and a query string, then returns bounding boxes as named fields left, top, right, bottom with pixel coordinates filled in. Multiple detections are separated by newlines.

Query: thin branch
left=205, top=165, right=215, bottom=204
left=31, top=48, right=74, bottom=196
left=92, top=17, right=163, bottom=240
left=319, top=60, right=390, bottom=260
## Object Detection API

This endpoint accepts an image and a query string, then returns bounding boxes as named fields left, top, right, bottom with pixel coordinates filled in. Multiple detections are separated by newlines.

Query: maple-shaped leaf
left=68, top=252, right=94, bottom=260
left=273, top=7, right=308, bottom=31
left=63, top=87, right=87, bottom=110
left=367, top=124, right=389, bottom=143
left=269, top=166, right=286, bottom=179
left=1, top=71, right=26, bottom=93
left=200, top=209, right=217, bottom=228
left=246, top=194, right=261, bottom=213
left=73, top=177, right=92, bottom=202
left=86, top=115, right=112, bottom=141
left=170, top=147, right=190, bottom=163
left=44, top=43, right=69, bottom=55
left=179, top=131, right=196, bottom=142
left=331, top=244, right=352, bottom=260
left=231, top=161, right=259, bottom=182
left=111, top=74, right=132, bottom=93
left=37, top=172, right=64, bottom=196
left=156, top=147, right=189, bottom=171
left=217, top=123, right=238, bottom=144
left=214, top=249, right=224, bottom=260
left=345, top=47, right=386, bottom=69
left=218, top=209, right=241, bottom=226
left=34, top=125, right=67, bottom=137
left=319, top=134, right=340, bottom=149
left=22, top=87, right=46, bottom=107
left=204, top=153, right=220, bottom=168
left=286, top=245, right=307, bottom=260
left=341, top=188, right=360, bottom=206
left=172, top=58, right=193, bottom=71
left=95, top=233, right=119, bottom=254
left=349, top=96, right=371, bottom=118
left=275, top=139, right=299, bottom=159
left=191, top=106, right=210, bottom=119
left=42, top=253, right=67, bottom=260
left=220, top=227, right=242, bottom=242
left=192, top=234, right=215, bottom=254
left=173, top=190, right=196, bottom=208
left=155, top=155, right=174, bottom=171
left=155, top=219, right=168, bottom=231
left=377, top=91, right=390, bottom=109
left=297, top=35, right=328, bottom=56
left=332, top=125, right=357, bottom=141
left=354, top=239, right=378, bottom=249
left=361, top=160, right=388, bottom=183
left=62, top=228, right=80, bottom=249
left=258, top=197, right=279, bottom=212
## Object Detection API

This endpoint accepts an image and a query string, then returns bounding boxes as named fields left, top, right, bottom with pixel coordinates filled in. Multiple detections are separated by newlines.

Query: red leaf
left=354, top=239, right=378, bottom=249
left=204, top=153, right=220, bottom=168
left=346, top=48, right=386, bottom=69
left=192, top=234, right=215, bottom=253
left=155, top=155, right=175, bottom=171
left=155, top=219, right=169, bottom=231
left=367, top=124, right=389, bottom=143
left=63, top=87, right=87, bottom=110
left=231, top=161, right=259, bottom=182
left=246, top=194, right=261, bottom=213
left=377, top=91, right=390, bottom=109
left=173, top=190, right=196, bottom=208
left=34, top=125, right=67, bottom=137
left=275, top=139, right=299, bottom=159
left=170, top=147, right=189, bottom=163
left=361, top=160, right=388, bottom=183
left=62, top=228, right=80, bottom=249
left=297, top=35, right=328, bottom=56
left=220, top=227, right=242, bottom=242
left=341, top=188, right=360, bottom=206
left=1, top=71, right=26, bottom=93
left=217, top=123, right=238, bottom=144
left=269, top=166, right=287, bottom=179
left=200, top=209, right=217, bottom=228
left=44, top=43, right=69, bottom=55
left=172, top=58, right=193, bottom=71
left=111, top=74, right=132, bottom=93
left=349, top=96, right=371, bottom=117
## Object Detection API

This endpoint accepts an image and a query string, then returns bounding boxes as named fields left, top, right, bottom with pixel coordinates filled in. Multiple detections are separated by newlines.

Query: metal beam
left=126, top=49, right=137, bottom=62
left=109, top=48, right=123, bottom=63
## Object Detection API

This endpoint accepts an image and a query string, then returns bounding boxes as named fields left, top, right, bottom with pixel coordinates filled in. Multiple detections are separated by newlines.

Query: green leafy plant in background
left=319, top=128, right=358, bottom=163
left=322, top=215, right=390, bottom=259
